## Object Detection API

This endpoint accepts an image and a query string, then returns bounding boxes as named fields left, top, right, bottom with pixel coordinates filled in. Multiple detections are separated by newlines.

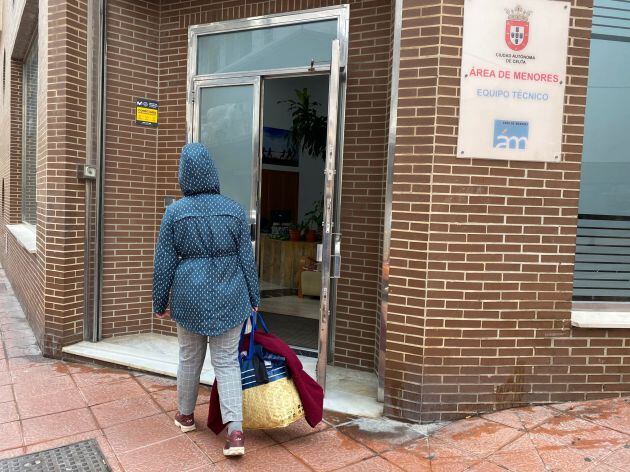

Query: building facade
left=1, top=0, right=628, bottom=424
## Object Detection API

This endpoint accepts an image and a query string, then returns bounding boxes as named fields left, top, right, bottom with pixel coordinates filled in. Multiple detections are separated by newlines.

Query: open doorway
left=258, top=75, right=329, bottom=353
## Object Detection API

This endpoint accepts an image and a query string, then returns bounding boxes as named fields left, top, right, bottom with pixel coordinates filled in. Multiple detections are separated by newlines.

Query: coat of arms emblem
left=505, top=5, right=531, bottom=51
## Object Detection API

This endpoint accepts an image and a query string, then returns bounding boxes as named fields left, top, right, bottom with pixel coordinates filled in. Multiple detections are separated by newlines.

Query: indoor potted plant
left=288, top=223, right=301, bottom=242
left=281, top=88, right=327, bottom=160
left=303, top=198, right=324, bottom=243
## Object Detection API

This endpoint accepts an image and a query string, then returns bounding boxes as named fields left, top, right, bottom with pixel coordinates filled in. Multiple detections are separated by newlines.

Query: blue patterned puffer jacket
left=152, top=143, right=260, bottom=336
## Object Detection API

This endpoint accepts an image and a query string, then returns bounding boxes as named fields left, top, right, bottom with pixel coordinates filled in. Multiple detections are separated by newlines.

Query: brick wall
left=41, top=0, right=89, bottom=355
left=0, top=1, right=46, bottom=346
left=100, top=0, right=160, bottom=337
left=384, top=0, right=630, bottom=423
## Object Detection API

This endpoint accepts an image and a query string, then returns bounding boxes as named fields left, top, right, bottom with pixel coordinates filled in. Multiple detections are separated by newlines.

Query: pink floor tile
left=590, top=465, right=622, bottom=472
left=563, top=398, right=630, bottom=435
left=7, top=356, right=56, bottom=371
left=81, top=378, right=146, bottom=406
left=0, top=385, right=13, bottom=403
left=91, top=394, right=161, bottom=429
left=533, top=438, right=594, bottom=472
left=152, top=388, right=179, bottom=412
left=12, top=374, right=76, bottom=399
left=10, top=362, right=70, bottom=383
left=104, top=413, right=181, bottom=454
left=0, top=447, right=25, bottom=460
left=21, top=407, right=98, bottom=446
left=432, top=417, right=524, bottom=457
left=529, top=414, right=627, bottom=461
left=153, top=387, right=209, bottom=413
left=283, top=428, right=374, bottom=472
left=480, top=409, right=523, bottom=430
left=6, top=345, right=41, bottom=357
left=427, top=439, right=483, bottom=472
left=483, top=405, right=557, bottom=432
left=135, top=374, right=177, bottom=392
left=0, top=401, right=18, bottom=424
left=338, top=420, right=426, bottom=453
left=339, top=456, right=404, bottom=471
left=71, top=368, right=132, bottom=388
left=0, top=371, right=12, bottom=387
left=466, top=461, right=510, bottom=471
left=16, top=387, right=86, bottom=419
left=3, top=336, right=37, bottom=349
left=380, top=439, right=432, bottom=472
left=323, top=411, right=358, bottom=426
left=264, top=417, right=329, bottom=443
left=602, top=444, right=630, bottom=470
left=165, top=403, right=211, bottom=430
left=0, top=421, right=23, bottom=451
left=117, top=435, right=211, bottom=472
left=212, top=444, right=312, bottom=472
left=190, top=428, right=275, bottom=463
left=487, top=433, right=546, bottom=471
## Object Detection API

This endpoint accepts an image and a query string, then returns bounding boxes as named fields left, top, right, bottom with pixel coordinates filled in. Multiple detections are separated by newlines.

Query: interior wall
left=262, top=76, right=327, bottom=224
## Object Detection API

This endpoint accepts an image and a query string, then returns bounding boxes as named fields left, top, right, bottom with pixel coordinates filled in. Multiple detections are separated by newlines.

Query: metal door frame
left=316, top=39, right=341, bottom=390
left=186, top=5, right=349, bottom=144
left=186, top=7, right=349, bottom=388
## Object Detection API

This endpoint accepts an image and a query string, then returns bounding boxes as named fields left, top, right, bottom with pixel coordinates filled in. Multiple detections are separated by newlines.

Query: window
left=196, top=20, right=338, bottom=75
left=573, top=3, right=630, bottom=304
left=22, top=36, right=38, bottom=226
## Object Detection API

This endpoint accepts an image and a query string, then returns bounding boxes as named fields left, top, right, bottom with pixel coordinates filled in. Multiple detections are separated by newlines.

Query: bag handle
left=240, top=311, right=270, bottom=361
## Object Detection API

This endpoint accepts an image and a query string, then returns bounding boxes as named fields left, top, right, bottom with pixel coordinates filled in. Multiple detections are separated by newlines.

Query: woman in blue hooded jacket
left=152, top=143, right=259, bottom=457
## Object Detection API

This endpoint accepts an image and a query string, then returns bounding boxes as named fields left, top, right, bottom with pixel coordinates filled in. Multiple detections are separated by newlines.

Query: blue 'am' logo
left=493, top=120, right=529, bottom=150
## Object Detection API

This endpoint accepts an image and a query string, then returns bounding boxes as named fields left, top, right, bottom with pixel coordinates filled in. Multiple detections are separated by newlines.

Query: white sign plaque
left=457, top=0, right=571, bottom=162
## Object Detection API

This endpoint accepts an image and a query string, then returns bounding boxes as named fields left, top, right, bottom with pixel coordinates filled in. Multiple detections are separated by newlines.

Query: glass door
left=189, top=40, right=345, bottom=394
left=192, top=77, right=261, bottom=235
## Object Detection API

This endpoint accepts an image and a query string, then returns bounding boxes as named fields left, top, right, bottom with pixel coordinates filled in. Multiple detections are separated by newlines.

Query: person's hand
left=155, top=309, right=171, bottom=320
left=253, top=306, right=258, bottom=312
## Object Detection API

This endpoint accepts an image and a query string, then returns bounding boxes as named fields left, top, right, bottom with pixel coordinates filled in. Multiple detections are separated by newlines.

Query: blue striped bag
left=239, top=311, right=305, bottom=429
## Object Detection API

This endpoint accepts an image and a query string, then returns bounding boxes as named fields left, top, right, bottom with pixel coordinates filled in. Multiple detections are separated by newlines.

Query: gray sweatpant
left=177, top=323, right=243, bottom=423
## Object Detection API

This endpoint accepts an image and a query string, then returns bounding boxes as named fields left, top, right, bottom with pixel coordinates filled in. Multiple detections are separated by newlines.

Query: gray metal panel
left=573, top=217, right=630, bottom=300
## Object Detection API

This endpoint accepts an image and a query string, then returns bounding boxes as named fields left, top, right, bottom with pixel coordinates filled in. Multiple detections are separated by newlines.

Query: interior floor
left=260, top=292, right=320, bottom=320
left=259, top=290, right=320, bottom=349
left=262, top=312, right=319, bottom=350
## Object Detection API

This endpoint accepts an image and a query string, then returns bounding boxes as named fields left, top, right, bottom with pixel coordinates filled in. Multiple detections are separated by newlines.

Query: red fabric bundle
left=208, top=330, right=324, bottom=434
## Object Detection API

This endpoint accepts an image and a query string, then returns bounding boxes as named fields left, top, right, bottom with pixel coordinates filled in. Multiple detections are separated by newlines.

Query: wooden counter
left=259, top=234, right=317, bottom=289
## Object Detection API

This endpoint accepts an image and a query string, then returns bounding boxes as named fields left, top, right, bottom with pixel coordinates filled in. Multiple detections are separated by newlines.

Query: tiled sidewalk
left=0, top=269, right=629, bottom=471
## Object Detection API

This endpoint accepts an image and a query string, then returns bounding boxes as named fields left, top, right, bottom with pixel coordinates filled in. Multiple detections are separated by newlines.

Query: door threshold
left=290, top=346, right=318, bottom=358
left=62, top=333, right=383, bottom=418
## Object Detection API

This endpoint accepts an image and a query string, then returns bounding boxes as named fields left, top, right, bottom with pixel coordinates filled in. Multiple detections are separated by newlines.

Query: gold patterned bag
left=242, top=377, right=305, bottom=429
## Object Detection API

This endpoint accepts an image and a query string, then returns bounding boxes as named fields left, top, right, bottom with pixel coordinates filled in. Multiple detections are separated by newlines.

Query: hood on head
left=178, top=143, right=221, bottom=196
